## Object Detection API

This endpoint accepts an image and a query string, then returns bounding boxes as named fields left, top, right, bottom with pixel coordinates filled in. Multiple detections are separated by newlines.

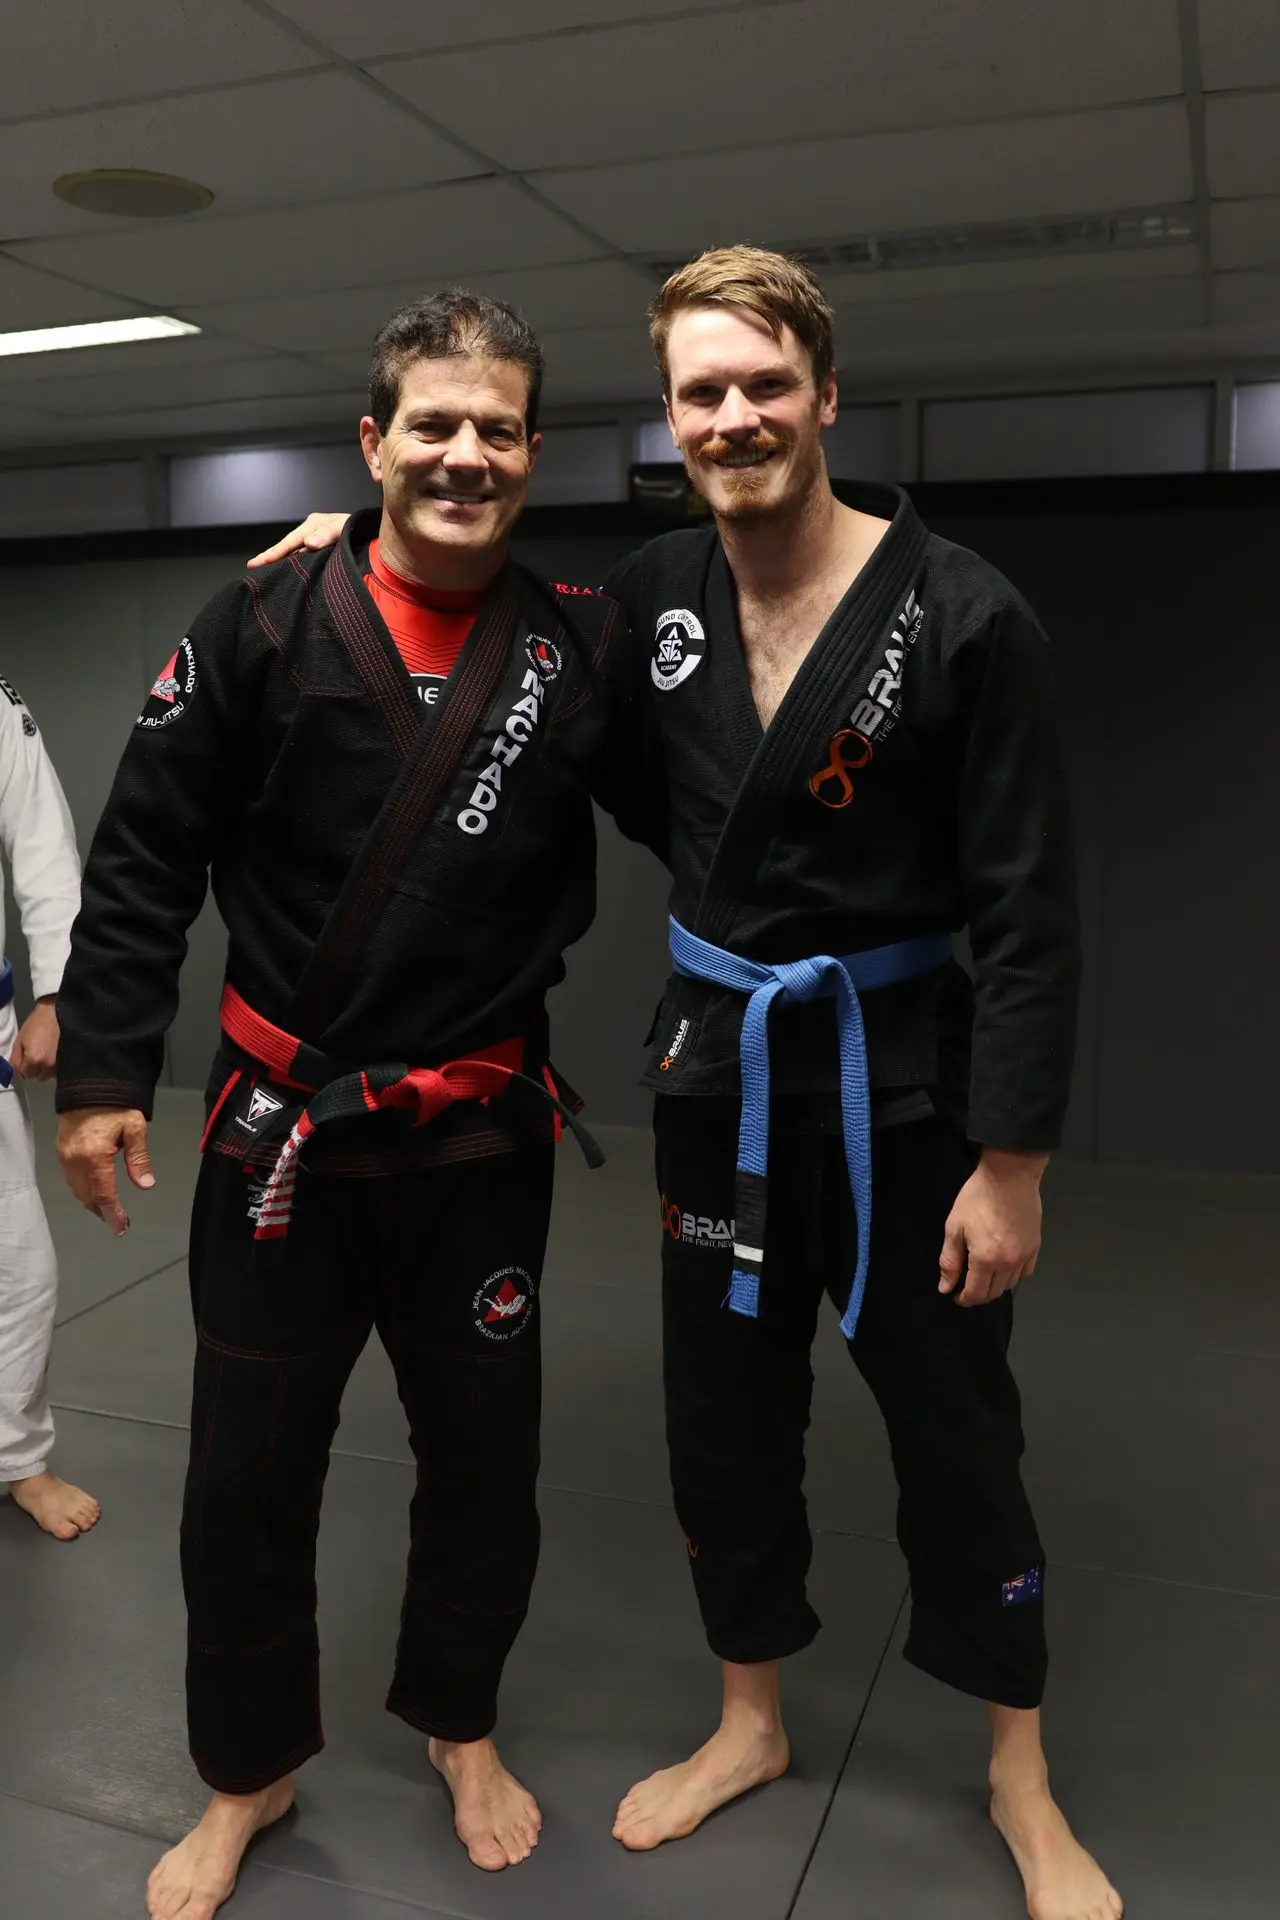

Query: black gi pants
left=182, top=1141, right=554, bottom=1793
left=656, top=1096, right=1047, bottom=1710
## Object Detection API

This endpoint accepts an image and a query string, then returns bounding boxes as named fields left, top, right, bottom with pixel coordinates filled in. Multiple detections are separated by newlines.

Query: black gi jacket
left=605, top=483, right=1080, bottom=1152
left=57, top=511, right=659, bottom=1164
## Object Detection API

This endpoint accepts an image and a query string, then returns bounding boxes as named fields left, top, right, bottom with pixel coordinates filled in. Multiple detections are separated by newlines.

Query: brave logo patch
left=138, top=637, right=197, bottom=729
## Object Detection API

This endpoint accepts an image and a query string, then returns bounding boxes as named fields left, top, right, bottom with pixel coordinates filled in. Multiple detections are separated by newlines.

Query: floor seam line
left=0, top=1781, right=178, bottom=1850
left=54, top=1254, right=187, bottom=1329
left=0, top=1783, right=465, bottom=1917
left=48, top=1400, right=189, bottom=1433
left=811, top=1526, right=1280, bottom=1604
left=249, top=1854, right=489, bottom=1918
left=783, top=1582, right=911, bottom=1919
left=1037, top=1554, right=1280, bottom=1606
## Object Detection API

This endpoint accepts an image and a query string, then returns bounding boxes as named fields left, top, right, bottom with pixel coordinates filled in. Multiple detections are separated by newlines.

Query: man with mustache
left=54, top=289, right=660, bottom=1920
left=269, top=245, right=1118, bottom=1920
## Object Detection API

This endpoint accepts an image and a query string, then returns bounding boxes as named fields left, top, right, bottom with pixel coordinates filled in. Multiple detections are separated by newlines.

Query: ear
left=817, top=372, right=839, bottom=430
left=525, top=430, right=542, bottom=474
left=359, top=417, right=384, bottom=485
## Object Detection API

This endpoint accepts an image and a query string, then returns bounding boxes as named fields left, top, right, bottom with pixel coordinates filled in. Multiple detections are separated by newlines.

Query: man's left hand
left=9, top=997, right=60, bottom=1080
left=938, top=1147, right=1048, bottom=1307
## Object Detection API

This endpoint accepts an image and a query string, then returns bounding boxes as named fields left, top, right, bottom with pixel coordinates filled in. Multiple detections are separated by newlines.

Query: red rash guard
left=363, top=538, right=486, bottom=711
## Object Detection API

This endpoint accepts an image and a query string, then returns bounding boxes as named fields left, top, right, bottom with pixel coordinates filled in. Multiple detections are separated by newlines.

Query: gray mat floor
left=4, top=1085, right=1279, bottom=1917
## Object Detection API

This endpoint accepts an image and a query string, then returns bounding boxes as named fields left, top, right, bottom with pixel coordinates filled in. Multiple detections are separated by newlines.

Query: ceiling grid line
left=236, top=0, right=648, bottom=278
left=352, top=0, right=804, bottom=65
left=0, top=0, right=1276, bottom=454
left=0, top=66, right=324, bottom=135
left=1175, top=0, right=1215, bottom=316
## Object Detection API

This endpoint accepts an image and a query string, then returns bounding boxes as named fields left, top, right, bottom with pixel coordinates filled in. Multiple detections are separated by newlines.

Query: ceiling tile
left=0, top=354, right=350, bottom=419
left=1211, top=199, right=1280, bottom=270
left=1206, top=91, right=1280, bottom=199
left=0, top=330, right=270, bottom=390
left=824, top=243, right=1202, bottom=308
left=192, top=259, right=651, bottom=354
left=308, top=350, right=370, bottom=384
left=1213, top=269, right=1280, bottom=326
left=7, top=179, right=599, bottom=307
left=0, top=398, right=50, bottom=436
left=264, top=0, right=746, bottom=59
left=0, top=256, right=136, bottom=330
left=537, top=103, right=1194, bottom=252
left=390, top=0, right=1182, bottom=172
left=0, top=0, right=320, bottom=120
left=32, top=389, right=367, bottom=446
left=538, top=321, right=657, bottom=404
left=1198, top=0, right=1280, bottom=90
left=834, top=276, right=1206, bottom=357
left=0, top=74, right=480, bottom=244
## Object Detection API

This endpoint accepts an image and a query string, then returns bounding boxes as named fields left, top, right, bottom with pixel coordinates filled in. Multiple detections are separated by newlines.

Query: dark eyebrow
left=402, top=407, right=523, bottom=432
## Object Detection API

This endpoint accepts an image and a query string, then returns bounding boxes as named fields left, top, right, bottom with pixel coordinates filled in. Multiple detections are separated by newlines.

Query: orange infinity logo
left=809, top=729, right=873, bottom=809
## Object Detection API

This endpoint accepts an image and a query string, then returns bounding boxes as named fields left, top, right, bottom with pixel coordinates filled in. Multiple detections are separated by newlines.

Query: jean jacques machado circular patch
left=137, top=637, right=197, bottom=728
left=525, top=633, right=562, bottom=682
left=473, top=1266, right=533, bottom=1341
left=651, top=609, right=705, bottom=691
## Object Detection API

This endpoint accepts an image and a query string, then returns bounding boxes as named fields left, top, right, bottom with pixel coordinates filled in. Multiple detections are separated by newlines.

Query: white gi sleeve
left=0, top=683, right=81, bottom=998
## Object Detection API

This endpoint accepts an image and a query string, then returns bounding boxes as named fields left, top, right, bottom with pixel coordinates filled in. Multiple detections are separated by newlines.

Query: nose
left=714, top=385, right=760, bottom=438
left=442, top=420, right=487, bottom=471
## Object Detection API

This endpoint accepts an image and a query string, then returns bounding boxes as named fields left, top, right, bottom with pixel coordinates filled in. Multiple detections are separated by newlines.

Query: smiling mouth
left=710, top=449, right=777, bottom=470
left=427, top=491, right=493, bottom=506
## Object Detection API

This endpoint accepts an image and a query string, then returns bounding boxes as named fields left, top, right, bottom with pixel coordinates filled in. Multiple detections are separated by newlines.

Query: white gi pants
left=0, top=1023, right=57, bottom=1482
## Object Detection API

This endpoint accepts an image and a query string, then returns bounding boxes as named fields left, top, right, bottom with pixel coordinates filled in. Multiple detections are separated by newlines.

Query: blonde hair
left=649, top=245, right=835, bottom=394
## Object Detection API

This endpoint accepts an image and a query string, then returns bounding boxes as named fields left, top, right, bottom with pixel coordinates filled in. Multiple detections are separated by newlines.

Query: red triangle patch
left=484, top=1276, right=525, bottom=1322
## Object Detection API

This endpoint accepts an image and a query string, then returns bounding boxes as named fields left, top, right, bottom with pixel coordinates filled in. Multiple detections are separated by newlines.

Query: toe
left=51, top=1517, right=80, bottom=1541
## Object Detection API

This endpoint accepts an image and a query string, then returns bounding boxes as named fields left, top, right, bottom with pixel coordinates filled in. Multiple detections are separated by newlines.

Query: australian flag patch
left=1001, top=1565, right=1044, bottom=1608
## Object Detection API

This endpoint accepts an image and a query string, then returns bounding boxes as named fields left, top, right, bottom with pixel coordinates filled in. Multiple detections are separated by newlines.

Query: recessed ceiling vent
left=641, top=205, right=1196, bottom=280
left=53, top=170, right=214, bottom=218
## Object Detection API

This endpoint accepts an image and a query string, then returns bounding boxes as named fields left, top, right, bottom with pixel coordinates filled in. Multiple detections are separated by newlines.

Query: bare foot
left=146, top=1779, right=294, bottom=1919
left=612, top=1718, right=791, bottom=1851
left=8, top=1471, right=101, bottom=1540
left=429, top=1735, right=542, bottom=1871
left=991, top=1778, right=1123, bottom=1920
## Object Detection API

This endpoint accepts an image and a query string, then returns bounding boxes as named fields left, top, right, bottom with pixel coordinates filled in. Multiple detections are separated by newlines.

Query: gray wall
left=2, top=492, right=1277, bottom=1171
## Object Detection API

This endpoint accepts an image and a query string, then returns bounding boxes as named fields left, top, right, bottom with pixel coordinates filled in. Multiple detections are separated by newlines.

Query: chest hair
left=738, top=580, right=848, bottom=728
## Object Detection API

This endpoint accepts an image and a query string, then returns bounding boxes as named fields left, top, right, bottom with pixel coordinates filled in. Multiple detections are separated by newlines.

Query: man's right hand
left=57, top=1108, right=155, bottom=1237
left=247, top=512, right=350, bottom=568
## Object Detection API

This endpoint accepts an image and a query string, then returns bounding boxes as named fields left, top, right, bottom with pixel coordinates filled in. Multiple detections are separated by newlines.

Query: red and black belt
left=207, top=983, right=603, bottom=1241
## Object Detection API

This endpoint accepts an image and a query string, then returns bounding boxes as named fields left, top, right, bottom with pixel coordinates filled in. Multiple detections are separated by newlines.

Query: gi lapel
left=694, top=487, right=929, bottom=949
left=289, top=532, right=522, bottom=1038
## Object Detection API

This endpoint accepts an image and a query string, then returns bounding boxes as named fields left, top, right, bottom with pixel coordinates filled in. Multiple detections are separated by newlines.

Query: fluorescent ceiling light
left=0, top=315, right=201, bottom=359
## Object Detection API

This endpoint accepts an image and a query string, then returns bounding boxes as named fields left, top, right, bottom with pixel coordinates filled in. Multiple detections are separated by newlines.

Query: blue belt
left=669, top=919, right=951, bottom=1339
left=0, top=959, right=14, bottom=1088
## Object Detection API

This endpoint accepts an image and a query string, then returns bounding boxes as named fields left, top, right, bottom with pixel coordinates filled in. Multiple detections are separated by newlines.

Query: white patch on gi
left=651, top=609, right=705, bottom=692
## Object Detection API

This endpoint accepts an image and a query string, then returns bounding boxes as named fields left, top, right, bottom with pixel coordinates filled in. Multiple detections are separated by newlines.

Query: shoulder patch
left=137, top=637, right=197, bottom=729
left=0, top=676, right=24, bottom=706
left=21, top=712, right=36, bottom=737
